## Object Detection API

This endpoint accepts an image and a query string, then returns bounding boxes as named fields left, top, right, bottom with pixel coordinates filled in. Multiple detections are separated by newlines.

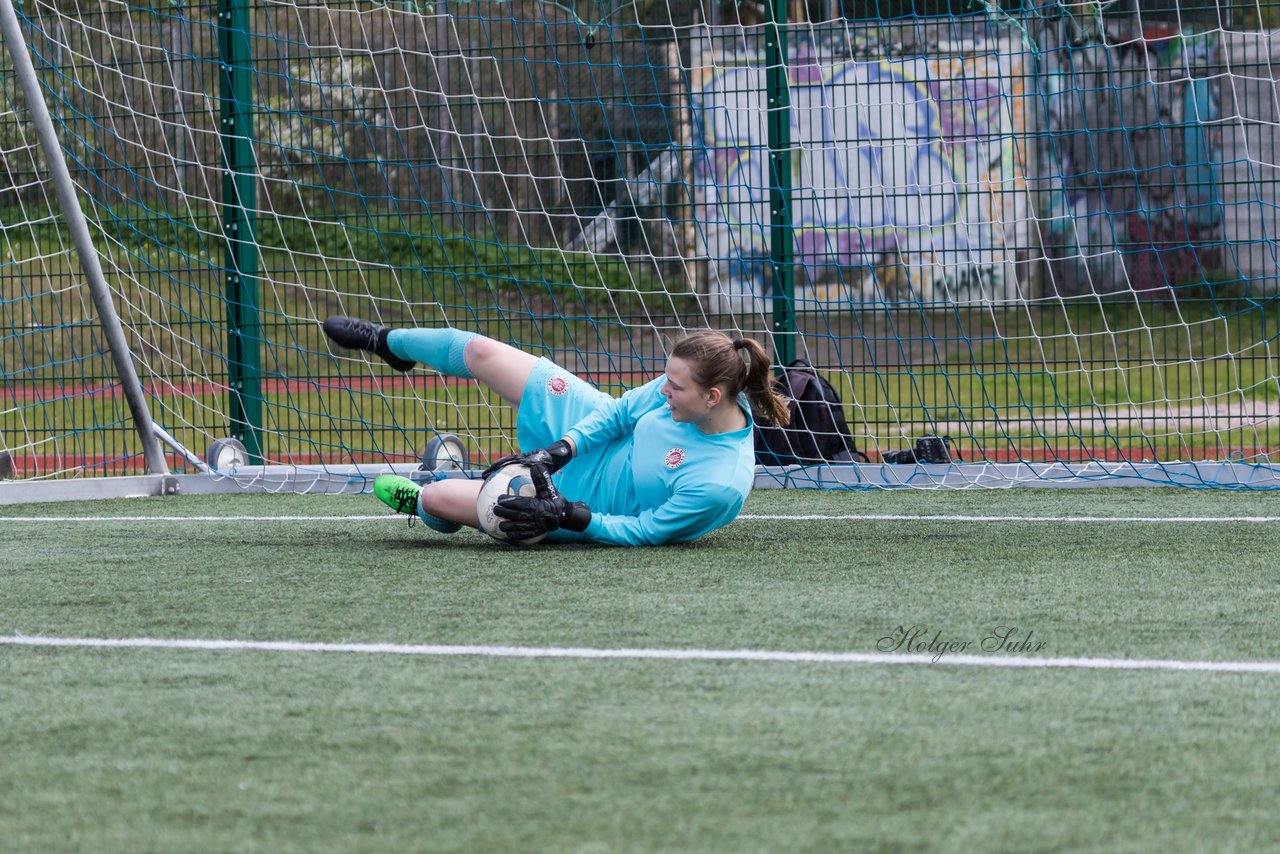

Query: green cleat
left=374, top=474, right=421, bottom=515
left=372, top=474, right=461, bottom=534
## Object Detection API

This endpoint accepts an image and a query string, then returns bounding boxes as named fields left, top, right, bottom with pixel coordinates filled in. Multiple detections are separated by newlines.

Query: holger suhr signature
left=877, top=625, right=1047, bottom=663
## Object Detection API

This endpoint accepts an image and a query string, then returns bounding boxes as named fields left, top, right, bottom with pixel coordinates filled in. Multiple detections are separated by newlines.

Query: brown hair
left=670, top=331, right=790, bottom=427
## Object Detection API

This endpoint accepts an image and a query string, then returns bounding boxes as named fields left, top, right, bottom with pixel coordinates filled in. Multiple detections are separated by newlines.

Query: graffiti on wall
left=689, top=31, right=1030, bottom=309
left=1036, top=22, right=1224, bottom=295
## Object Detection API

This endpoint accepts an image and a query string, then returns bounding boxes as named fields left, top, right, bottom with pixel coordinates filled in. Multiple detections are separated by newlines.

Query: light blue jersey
left=515, top=359, right=756, bottom=546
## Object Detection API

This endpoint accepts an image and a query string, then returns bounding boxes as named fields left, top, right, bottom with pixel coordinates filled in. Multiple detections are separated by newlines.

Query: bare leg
left=461, top=336, right=539, bottom=407
left=419, top=478, right=484, bottom=528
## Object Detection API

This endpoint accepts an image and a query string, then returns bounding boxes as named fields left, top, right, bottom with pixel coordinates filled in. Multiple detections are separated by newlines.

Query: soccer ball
left=476, top=463, right=547, bottom=546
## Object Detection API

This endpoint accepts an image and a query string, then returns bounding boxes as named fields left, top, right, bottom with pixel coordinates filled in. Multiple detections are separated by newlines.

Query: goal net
left=1, top=0, right=1277, bottom=490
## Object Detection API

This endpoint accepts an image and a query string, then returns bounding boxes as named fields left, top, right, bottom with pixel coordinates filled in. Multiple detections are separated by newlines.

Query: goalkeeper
left=323, top=317, right=790, bottom=546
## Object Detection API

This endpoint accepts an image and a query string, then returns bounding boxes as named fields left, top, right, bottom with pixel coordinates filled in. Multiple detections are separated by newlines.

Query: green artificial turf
left=3, top=488, right=1280, bottom=852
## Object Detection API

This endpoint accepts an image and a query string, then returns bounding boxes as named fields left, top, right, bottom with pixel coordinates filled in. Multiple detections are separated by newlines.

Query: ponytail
left=671, top=331, right=790, bottom=427
left=734, top=339, right=790, bottom=427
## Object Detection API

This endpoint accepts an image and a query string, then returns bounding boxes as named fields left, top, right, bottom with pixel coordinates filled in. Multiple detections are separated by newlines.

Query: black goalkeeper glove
left=481, top=438, right=574, bottom=481
left=492, top=463, right=591, bottom=540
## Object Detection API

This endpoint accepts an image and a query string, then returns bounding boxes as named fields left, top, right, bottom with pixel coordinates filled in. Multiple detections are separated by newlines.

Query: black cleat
left=323, top=316, right=416, bottom=372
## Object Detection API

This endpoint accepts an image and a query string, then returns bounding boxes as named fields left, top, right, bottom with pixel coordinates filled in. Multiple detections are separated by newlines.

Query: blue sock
left=386, top=328, right=478, bottom=378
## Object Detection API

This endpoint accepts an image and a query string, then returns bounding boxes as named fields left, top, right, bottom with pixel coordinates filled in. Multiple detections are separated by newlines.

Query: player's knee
left=418, top=483, right=450, bottom=518
left=463, top=335, right=502, bottom=369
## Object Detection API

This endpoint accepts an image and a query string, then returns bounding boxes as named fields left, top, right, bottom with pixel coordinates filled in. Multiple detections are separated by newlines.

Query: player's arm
left=562, top=376, right=666, bottom=457
left=483, top=376, right=665, bottom=478
left=496, top=469, right=741, bottom=546
left=577, top=484, right=742, bottom=546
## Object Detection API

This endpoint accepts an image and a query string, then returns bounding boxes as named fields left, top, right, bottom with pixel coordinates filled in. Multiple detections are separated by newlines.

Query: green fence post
left=218, top=0, right=262, bottom=462
left=765, top=0, right=795, bottom=368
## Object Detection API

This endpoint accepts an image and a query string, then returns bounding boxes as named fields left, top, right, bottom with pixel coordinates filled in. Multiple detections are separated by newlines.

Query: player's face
left=661, top=357, right=714, bottom=423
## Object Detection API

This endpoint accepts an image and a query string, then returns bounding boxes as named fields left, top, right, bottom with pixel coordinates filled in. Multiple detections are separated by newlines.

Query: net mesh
left=1, top=0, right=1277, bottom=485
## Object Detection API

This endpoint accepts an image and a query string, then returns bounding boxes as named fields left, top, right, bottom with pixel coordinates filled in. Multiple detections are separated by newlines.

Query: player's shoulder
left=619, top=375, right=669, bottom=410
left=623, top=374, right=667, bottom=396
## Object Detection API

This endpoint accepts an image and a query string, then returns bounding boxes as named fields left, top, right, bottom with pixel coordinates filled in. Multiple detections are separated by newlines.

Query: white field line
left=3, top=513, right=1280, bottom=524
left=2, top=634, right=1279, bottom=674
left=0, top=515, right=393, bottom=522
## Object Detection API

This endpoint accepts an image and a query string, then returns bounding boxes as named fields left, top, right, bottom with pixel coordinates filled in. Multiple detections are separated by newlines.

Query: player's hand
left=481, top=438, right=574, bottom=481
left=493, top=463, right=591, bottom=538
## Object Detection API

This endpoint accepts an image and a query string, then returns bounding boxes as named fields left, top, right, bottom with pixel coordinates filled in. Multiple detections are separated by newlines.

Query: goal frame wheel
left=420, top=433, right=469, bottom=472
left=206, top=437, right=248, bottom=472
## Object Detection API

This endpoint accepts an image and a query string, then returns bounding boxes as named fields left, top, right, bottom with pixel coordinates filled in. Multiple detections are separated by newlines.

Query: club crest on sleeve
left=664, top=447, right=686, bottom=469
left=547, top=374, right=569, bottom=396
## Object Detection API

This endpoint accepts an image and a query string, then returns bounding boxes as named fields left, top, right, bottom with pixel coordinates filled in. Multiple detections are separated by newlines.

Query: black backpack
left=754, top=360, right=868, bottom=465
